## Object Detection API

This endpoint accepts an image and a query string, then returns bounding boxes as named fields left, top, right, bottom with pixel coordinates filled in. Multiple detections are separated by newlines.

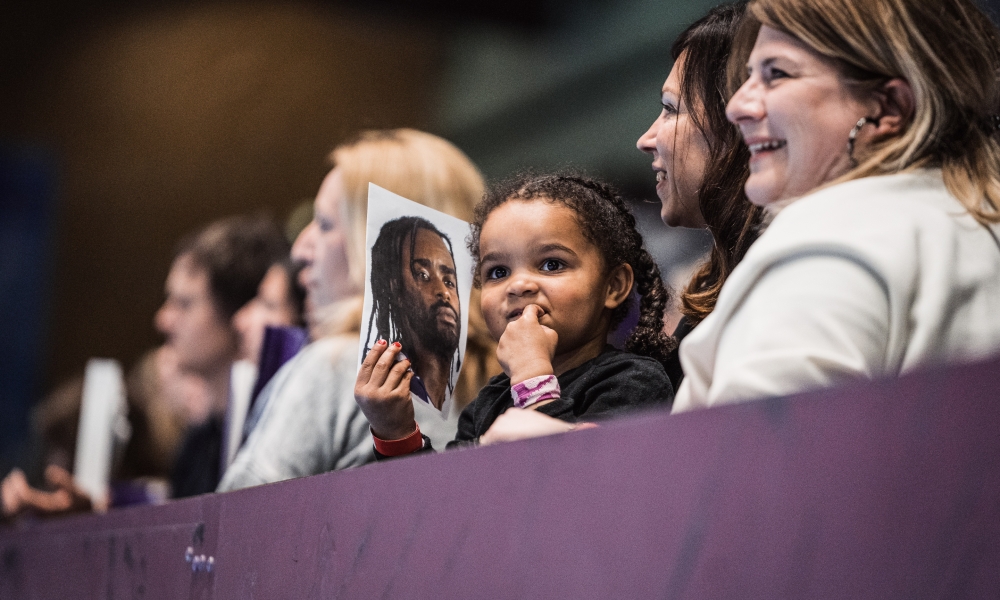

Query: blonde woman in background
left=219, top=129, right=499, bottom=491
left=674, top=0, right=1000, bottom=411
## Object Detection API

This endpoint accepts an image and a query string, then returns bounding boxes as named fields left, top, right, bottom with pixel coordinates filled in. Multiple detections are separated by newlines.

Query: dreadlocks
left=363, top=216, right=463, bottom=397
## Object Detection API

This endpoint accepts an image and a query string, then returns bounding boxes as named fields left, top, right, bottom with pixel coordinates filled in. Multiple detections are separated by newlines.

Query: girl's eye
left=485, top=266, right=508, bottom=280
left=662, top=102, right=678, bottom=116
left=540, top=259, right=564, bottom=272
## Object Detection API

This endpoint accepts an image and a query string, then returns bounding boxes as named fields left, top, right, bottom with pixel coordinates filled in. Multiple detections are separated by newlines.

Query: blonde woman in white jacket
left=673, top=0, right=1000, bottom=412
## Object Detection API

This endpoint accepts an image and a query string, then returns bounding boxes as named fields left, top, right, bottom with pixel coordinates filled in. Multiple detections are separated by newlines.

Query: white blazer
left=673, top=169, right=1000, bottom=412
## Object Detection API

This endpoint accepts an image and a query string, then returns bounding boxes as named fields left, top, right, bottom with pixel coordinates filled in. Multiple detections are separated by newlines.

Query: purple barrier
left=3, top=356, right=1000, bottom=599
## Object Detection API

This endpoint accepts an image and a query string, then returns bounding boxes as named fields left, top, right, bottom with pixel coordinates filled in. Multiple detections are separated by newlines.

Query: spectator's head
left=231, top=258, right=306, bottom=364
left=729, top=0, right=1000, bottom=222
left=637, top=1, right=755, bottom=229
left=637, top=1, right=765, bottom=326
left=155, top=216, right=287, bottom=376
left=291, top=129, right=484, bottom=331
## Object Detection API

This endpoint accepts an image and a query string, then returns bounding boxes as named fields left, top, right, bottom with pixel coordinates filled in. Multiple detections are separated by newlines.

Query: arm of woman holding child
left=480, top=410, right=597, bottom=445
left=481, top=304, right=596, bottom=445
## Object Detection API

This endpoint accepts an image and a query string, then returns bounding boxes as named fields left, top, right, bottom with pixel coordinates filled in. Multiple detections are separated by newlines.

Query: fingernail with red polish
left=377, top=339, right=387, bottom=346
left=392, top=341, right=402, bottom=349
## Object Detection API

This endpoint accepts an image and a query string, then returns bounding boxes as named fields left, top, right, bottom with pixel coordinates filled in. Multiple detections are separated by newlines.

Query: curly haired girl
left=355, top=172, right=675, bottom=454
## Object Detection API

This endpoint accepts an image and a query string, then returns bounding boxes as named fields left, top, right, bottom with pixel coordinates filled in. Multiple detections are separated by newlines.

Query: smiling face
left=726, top=26, right=871, bottom=209
left=636, top=51, right=710, bottom=228
left=400, top=228, right=461, bottom=357
left=291, top=167, right=358, bottom=314
left=478, top=199, right=622, bottom=359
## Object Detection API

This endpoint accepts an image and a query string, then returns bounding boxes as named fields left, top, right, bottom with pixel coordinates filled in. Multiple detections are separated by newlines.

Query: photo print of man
left=359, top=185, right=473, bottom=447
left=366, top=215, right=460, bottom=407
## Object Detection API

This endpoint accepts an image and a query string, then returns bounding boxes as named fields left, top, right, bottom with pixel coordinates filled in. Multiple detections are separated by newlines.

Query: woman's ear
left=604, top=263, right=634, bottom=310
left=869, top=78, right=915, bottom=138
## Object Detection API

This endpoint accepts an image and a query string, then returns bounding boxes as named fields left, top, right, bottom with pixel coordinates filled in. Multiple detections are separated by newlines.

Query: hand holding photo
left=358, top=184, right=474, bottom=446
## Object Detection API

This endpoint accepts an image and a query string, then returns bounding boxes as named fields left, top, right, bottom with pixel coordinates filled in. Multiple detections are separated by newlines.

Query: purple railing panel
left=0, top=493, right=214, bottom=599
left=2, top=356, right=1000, bottom=599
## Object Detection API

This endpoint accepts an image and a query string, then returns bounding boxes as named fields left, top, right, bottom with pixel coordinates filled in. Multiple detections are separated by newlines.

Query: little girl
left=355, top=172, right=675, bottom=456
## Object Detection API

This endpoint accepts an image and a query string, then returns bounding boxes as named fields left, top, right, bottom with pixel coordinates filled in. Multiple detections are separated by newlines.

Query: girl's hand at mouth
left=497, top=304, right=558, bottom=384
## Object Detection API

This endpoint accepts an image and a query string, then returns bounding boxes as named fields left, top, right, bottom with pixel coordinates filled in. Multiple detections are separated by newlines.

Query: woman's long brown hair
left=672, top=2, right=764, bottom=326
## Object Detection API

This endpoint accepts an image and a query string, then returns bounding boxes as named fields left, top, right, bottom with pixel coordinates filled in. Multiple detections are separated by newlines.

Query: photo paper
left=358, top=184, right=474, bottom=446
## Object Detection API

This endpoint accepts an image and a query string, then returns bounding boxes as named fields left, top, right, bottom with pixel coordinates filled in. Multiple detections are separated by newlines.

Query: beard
left=402, top=298, right=460, bottom=359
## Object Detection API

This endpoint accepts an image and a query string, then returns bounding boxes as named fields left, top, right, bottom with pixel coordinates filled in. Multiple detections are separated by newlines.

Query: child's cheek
left=480, top=291, right=508, bottom=342
left=487, top=317, right=509, bottom=344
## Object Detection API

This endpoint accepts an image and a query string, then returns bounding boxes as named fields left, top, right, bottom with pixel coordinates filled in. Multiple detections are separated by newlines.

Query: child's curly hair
left=468, top=171, right=676, bottom=369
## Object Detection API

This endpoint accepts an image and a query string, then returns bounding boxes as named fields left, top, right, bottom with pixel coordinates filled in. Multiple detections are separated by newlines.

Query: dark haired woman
left=637, top=1, right=763, bottom=390
left=471, top=3, right=762, bottom=444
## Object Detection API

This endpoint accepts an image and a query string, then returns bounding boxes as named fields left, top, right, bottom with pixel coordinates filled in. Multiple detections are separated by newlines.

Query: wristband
left=372, top=424, right=423, bottom=456
left=511, top=374, right=560, bottom=408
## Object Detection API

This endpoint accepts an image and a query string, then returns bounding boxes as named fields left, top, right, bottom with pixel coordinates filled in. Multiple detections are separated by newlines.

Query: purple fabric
left=607, top=290, right=640, bottom=350
left=109, top=481, right=158, bottom=508
left=248, top=325, right=308, bottom=413
left=409, top=372, right=431, bottom=405
left=3, top=355, right=1000, bottom=599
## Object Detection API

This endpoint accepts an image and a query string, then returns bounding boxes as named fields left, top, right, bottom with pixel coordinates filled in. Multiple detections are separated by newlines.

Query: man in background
left=157, top=215, right=287, bottom=497
left=1, top=215, right=287, bottom=515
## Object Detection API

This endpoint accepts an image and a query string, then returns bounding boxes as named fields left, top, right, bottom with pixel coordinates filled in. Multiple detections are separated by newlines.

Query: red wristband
left=372, top=424, right=423, bottom=456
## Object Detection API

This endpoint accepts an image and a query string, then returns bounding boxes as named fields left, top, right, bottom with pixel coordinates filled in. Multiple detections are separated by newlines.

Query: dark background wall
left=6, top=2, right=443, bottom=387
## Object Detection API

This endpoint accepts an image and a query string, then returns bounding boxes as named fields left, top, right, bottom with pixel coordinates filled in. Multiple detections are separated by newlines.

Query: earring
left=847, top=117, right=879, bottom=166
left=846, top=117, right=869, bottom=164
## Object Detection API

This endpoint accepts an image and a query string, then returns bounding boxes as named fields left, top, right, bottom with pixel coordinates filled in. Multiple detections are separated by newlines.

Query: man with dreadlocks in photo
left=363, top=216, right=465, bottom=447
